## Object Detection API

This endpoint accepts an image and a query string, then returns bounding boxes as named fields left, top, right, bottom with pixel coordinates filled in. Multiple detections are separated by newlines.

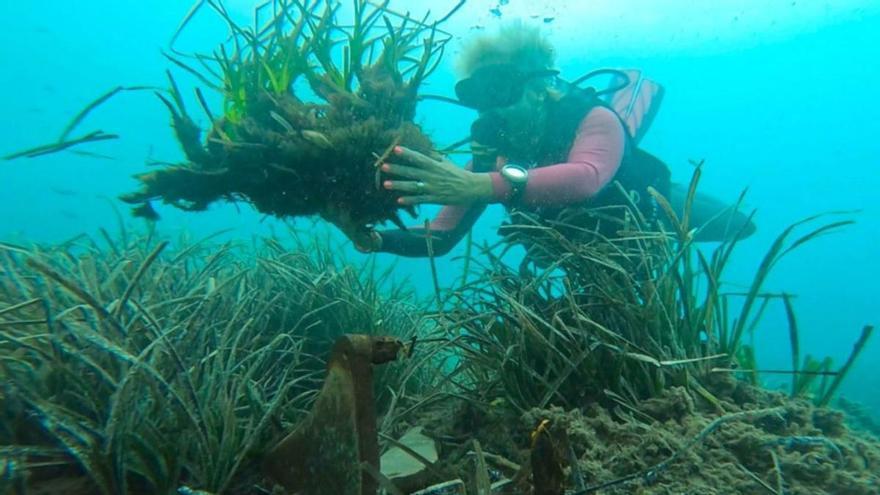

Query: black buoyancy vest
left=471, top=87, right=671, bottom=217
left=472, top=86, right=673, bottom=266
left=535, top=87, right=671, bottom=218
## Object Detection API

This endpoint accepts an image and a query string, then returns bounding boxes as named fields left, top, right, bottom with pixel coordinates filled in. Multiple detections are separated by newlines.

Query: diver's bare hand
left=354, top=231, right=382, bottom=253
left=322, top=205, right=382, bottom=253
left=381, top=146, right=493, bottom=206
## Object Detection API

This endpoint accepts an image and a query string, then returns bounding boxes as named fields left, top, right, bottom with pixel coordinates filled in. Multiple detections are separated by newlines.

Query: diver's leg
left=667, top=183, right=756, bottom=242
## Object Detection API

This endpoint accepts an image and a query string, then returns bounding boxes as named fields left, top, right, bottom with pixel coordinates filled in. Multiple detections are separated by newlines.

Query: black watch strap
left=509, top=179, right=526, bottom=202
left=501, top=164, right=529, bottom=202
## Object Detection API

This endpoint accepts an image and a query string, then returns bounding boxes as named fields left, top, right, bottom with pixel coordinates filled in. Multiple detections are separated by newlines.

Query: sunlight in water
left=222, top=0, right=880, bottom=53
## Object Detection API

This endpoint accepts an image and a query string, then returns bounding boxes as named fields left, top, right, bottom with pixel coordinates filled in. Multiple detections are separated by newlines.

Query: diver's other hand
left=353, top=231, right=382, bottom=253
left=343, top=226, right=381, bottom=253
left=322, top=205, right=382, bottom=252
left=381, top=146, right=493, bottom=206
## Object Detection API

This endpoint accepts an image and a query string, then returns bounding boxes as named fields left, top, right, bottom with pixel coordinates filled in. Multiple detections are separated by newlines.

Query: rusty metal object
left=264, top=334, right=404, bottom=495
left=529, top=420, right=566, bottom=495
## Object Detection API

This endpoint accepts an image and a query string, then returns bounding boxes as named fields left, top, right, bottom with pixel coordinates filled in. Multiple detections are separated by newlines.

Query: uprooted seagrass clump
left=121, top=0, right=456, bottom=229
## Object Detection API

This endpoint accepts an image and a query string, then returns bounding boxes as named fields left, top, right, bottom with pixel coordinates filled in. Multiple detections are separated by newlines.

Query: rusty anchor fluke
left=264, top=334, right=405, bottom=495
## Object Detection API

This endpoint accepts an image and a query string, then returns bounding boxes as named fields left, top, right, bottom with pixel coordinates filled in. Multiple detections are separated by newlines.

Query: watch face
left=502, top=165, right=528, bottom=183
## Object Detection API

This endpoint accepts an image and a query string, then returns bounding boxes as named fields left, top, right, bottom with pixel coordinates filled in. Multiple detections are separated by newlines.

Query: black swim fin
left=667, top=183, right=756, bottom=242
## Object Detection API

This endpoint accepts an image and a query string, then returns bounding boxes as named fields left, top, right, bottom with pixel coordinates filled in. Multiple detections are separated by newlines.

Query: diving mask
left=455, top=63, right=560, bottom=111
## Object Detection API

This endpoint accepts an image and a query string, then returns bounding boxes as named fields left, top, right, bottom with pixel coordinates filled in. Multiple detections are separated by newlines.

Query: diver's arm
left=376, top=203, right=486, bottom=257
left=487, top=107, right=625, bottom=206
left=372, top=106, right=624, bottom=255
left=376, top=160, right=488, bottom=257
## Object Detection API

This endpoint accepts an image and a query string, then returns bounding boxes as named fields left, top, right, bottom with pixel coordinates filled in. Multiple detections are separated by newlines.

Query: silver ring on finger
left=415, top=181, right=427, bottom=190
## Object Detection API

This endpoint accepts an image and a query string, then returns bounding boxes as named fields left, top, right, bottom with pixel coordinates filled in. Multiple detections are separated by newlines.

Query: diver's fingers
left=393, top=146, right=439, bottom=169
left=384, top=180, right=431, bottom=193
left=398, top=194, right=439, bottom=206
left=381, top=163, right=425, bottom=179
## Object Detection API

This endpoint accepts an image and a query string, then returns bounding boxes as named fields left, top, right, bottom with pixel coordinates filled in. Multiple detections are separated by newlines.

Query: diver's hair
left=457, top=22, right=555, bottom=77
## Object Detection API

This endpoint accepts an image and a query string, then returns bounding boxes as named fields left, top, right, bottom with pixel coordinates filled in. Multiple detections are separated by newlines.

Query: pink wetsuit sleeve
left=489, top=106, right=625, bottom=206
left=428, top=203, right=477, bottom=231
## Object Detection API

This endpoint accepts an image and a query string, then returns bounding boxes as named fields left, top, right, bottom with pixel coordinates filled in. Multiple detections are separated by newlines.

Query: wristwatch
left=500, top=164, right=529, bottom=202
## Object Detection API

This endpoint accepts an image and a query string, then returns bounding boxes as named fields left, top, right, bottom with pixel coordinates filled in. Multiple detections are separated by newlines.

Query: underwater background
left=1, top=0, right=878, bottom=422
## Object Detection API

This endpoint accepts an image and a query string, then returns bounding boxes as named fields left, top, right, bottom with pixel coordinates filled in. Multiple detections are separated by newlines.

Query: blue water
left=1, top=0, right=878, bottom=416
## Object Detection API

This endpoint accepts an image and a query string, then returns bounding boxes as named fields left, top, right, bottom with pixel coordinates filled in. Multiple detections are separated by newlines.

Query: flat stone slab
left=410, top=479, right=465, bottom=495
left=380, top=426, right=438, bottom=480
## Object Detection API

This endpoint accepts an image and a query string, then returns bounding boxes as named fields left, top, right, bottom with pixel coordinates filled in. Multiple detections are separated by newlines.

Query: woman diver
left=340, top=23, right=755, bottom=257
